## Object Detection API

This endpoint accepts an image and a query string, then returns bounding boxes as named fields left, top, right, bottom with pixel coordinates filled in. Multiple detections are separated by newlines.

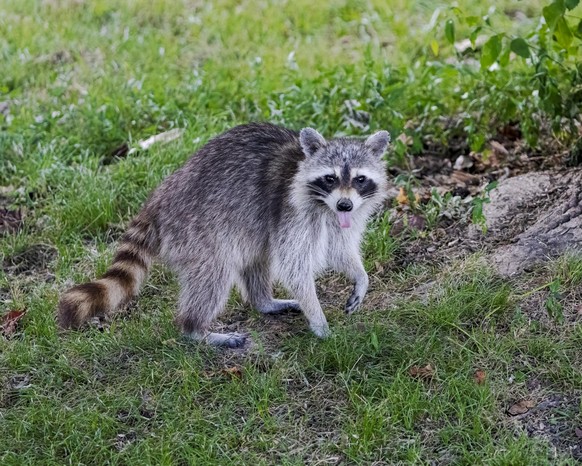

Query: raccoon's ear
left=299, top=128, right=326, bottom=157
left=365, top=131, right=391, bottom=158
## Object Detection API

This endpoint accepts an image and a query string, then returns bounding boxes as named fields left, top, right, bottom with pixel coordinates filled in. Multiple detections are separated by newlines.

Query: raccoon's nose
left=337, top=198, right=353, bottom=212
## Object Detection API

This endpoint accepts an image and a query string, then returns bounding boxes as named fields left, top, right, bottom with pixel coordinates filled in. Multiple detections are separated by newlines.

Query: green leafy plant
left=471, top=181, right=498, bottom=234
left=432, top=1, right=582, bottom=148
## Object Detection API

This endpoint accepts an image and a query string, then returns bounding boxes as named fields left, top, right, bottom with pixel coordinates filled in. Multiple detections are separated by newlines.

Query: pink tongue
left=337, top=211, right=352, bottom=229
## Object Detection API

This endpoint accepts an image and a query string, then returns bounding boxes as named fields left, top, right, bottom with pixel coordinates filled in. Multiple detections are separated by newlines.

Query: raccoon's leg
left=242, top=262, right=301, bottom=314
left=281, top=270, right=330, bottom=338
left=177, top=266, right=247, bottom=348
left=334, top=251, right=369, bottom=314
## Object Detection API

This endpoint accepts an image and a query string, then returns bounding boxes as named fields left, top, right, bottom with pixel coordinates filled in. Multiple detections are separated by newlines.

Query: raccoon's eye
left=324, top=175, right=337, bottom=184
left=355, top=175, right=367, bottom=184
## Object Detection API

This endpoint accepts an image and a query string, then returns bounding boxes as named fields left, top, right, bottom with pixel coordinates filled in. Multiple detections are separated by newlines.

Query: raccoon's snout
left=336, top=198, right=353, bottom=229
left=336, top=198, right=353, bottom=212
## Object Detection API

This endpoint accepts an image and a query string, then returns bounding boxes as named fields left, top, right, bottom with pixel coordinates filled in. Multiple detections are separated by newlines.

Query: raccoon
left=58, top=123, right=390, bottom=347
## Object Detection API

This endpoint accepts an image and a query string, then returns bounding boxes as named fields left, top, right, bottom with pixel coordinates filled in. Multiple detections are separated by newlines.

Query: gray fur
left=299, top=128, right=326, bottom=157
left=133, top=123, right=389, bottom=345
left=365, top=131, right=391, bottom=158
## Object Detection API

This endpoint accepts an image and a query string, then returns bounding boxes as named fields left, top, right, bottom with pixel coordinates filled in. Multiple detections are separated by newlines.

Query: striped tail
left=58, top=212, right=159, bottom=329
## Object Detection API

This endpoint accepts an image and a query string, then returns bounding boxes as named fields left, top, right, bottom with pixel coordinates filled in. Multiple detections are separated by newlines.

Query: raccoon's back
left=149, top=123, right=305, bottom=251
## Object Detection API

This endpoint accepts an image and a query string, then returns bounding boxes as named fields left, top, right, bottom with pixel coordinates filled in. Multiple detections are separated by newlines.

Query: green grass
left=1, top=0, right=581, bottom=464
left=2, top=259, right=581, bottom=464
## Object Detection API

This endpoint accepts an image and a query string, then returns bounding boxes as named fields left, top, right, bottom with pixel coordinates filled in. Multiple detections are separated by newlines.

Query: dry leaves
left=1, top=309, right=26, bottom=337
left=202, top=365, right=244, bottom=380
left=473, top=369, right=487, bottom=385
left=490, top=140, right=510, bottom=156
left=453, top=154, right=474, bottom=171
left=507, top=399, right=536, bottom=416
left=409, top=364, right=435, bottom=380
left=396, top=187, right=409, bottom=205
left=575, top=427, right=582, bottom=438
left=396, top=187, right=421, bottom=206
left=222, top=366, right=243, bottom=379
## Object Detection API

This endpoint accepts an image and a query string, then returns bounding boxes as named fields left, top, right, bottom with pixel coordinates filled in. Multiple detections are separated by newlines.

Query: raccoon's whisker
left=308, top=187, right=328, bottom=198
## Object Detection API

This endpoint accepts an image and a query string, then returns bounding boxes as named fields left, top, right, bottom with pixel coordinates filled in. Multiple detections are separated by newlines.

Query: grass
left=1, top=0, right=581, bottom=464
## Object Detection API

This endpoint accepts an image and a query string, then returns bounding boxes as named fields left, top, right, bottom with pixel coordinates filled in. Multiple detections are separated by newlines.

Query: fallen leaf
left=450, top=170, right=480, bottom=186
left=1, top=309, right=26, bottom=337
left=507, top=399, right=536, bottom=416
left=453, top=154, right=474, bottom=170
left=409, top=364, right=435, bottom=380
left=223, top=366, right=243, bottom=379
left=396, top=188, right=421, bottom=206
left=396, top=187, right=409, bottom=205
left=575, top=427, right=582, bottom=438
left=490, top=140, right=509, bottom=156
left=474, top=369, right=486, bottom=385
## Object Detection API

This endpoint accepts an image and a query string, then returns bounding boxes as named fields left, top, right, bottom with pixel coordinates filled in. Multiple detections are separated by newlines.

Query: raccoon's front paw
left=310, top=323, right=331, bottom=339
left=345, top=292, right=362, bottom=314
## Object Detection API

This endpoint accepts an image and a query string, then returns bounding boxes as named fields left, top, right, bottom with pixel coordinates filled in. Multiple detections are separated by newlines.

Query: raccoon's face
left=298, top=128, right=390, bottom=229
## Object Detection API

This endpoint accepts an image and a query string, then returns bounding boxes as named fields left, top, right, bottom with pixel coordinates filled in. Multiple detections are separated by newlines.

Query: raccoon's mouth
left=337, top=211, right=352, bottom=228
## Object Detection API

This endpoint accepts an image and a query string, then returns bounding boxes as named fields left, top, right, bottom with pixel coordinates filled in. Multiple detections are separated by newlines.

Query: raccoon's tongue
left=337, top=211, right=352, bottom=229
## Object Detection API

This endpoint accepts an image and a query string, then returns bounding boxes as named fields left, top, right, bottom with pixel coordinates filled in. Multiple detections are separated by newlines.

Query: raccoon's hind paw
left=219, top=332, right=248, bottom=348
left=345, top=292, right=362, bottom=314
left=258, top=299, right=301, bottom=315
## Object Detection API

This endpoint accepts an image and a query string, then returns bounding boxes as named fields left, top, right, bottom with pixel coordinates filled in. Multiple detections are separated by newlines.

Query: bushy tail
left=58, top=211, right=159, bottom=328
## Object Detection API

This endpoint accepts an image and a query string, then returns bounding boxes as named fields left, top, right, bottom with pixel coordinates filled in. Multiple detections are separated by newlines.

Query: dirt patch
left=508, top=392, right=582, bottom=461
left=0, top=374, right=32, bottom=408
left=518, top=282, right=582, bottom=326
left=0, top=188, right=24, bottom=236
left=489, top=170, right=582, bottom=276
left=384, top=168, right=582, bottom=277
left=0, top=208, right=23, bottom=235
left=2, top=243, right=58, bottom=276
left=385, top=114, right=581, bottom=274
